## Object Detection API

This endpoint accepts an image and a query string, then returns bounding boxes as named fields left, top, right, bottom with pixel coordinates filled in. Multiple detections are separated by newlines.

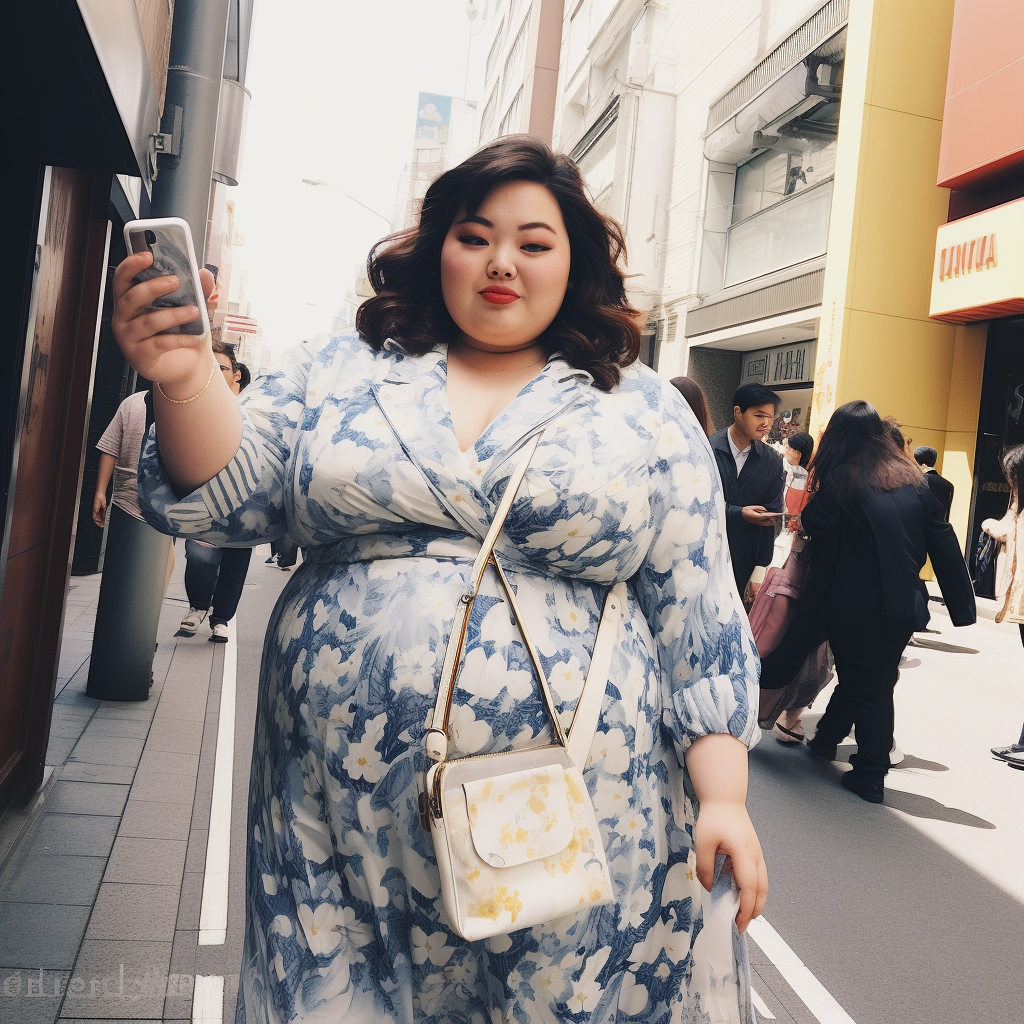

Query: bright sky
left=231, top=1, right=483, bottom=356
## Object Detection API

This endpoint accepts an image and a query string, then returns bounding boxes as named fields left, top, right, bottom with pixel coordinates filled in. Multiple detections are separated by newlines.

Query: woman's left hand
left=694, top=799, right=769, bottom=933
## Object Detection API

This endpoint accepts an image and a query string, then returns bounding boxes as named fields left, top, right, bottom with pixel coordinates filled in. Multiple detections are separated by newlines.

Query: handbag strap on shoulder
left=425, top=433, right=626, bottom=767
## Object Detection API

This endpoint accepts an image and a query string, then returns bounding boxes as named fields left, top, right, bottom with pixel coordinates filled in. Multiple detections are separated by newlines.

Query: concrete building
left=550, top=0, right=676, bottom=365
left=477, top=0, right=565, bottom=145
left=659, top=0, right=848, bottom=430
left=396, top=92, right=478, bottom=230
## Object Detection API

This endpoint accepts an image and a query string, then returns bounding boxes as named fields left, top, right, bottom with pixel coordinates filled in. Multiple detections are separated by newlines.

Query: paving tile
left=104, top=838, right=186, bottom=886
left=45, top=735, right=78, bottom=767
left=68, top=736, right=146, bottom=769
left=0, top=968, right=70, bottom=1023
left=86, top=884, right=179, bottom=943
left=126, top=770, right=196, bottom=806
left=53, top=691, right=102, bottom=711
left=58, top=763, right=135, bottom=786
left=3, top=855, right=107, bottom=906
left=182, top=830, right=208, bottom=875
left=59, top=939, right=172, bottom=1019
left=117, top=801, right=192, bottom=842
left=135, top=750, right=199, bottom=778
left=174, top=872, right=204, bottom=931
left=154, top=697, right=209, bottom=723
left=143, top=718, right=203, bottom=755
left=49, top=717, right=95, bottom=740
left=90, top=704, right=156, bottom=722
left=28, top=814, right=120, bottom=858
left=0, top=903, right=91, bottom=968
left=43, top=783, right=129, bottom=818
left=78, top=718, right=151, bottom=740
left=162, top=930, right=198, bottom=1020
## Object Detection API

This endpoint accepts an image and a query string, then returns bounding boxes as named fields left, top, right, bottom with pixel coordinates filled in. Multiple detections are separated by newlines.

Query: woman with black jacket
left=800, top=401, right=976, bottom=803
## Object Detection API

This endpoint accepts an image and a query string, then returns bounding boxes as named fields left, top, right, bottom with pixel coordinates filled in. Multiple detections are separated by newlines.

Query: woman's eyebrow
left=454, top=215, right=556, bottom=234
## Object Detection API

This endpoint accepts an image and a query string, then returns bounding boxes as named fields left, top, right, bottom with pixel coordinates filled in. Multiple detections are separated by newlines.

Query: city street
left=2, top=561, right=1021, bottom=1023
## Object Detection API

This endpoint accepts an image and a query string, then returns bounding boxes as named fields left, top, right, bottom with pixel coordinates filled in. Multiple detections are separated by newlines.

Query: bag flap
left=463, top=763, right=575, bottom=869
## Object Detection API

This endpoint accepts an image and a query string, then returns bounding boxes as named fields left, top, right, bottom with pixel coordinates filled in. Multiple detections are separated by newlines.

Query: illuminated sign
left=930, top=198, right=1024, bottom=324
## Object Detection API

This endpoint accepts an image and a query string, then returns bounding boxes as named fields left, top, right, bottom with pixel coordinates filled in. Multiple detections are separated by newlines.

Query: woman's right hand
left=111, top=252, right=216, bottom=390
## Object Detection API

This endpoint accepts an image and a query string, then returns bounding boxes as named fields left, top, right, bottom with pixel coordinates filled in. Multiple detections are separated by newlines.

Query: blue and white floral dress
left=139, top=332, right=761, bottom=1024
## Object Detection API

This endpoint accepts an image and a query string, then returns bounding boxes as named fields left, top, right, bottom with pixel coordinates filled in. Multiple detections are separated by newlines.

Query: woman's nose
left=487, top=252, right=516, bottom=279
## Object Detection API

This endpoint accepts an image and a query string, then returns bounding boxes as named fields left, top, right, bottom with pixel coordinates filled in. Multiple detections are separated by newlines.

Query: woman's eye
left=522, top=243, right=551, bottom=253
left=458, top=235, right=488, bottom=246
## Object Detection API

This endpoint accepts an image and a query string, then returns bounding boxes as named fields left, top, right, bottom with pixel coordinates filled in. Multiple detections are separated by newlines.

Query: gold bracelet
left=156, top=363, right=216, bottom=405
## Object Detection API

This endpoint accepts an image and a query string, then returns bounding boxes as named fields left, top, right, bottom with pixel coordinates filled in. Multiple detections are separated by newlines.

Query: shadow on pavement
left=883, top=788, right=996, bottom=828
left=892, top=754, right=949, bottom=772
left=907, top=637, right=979, bottom=655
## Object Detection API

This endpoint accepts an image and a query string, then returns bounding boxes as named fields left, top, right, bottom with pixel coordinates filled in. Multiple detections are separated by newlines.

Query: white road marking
left=192, top=974, right=224, bottom=1023
left=750, top=987, right=776, bottom=1019
left=198, top=617, right=237, bottom=945
left=748, top=917, right=857, bottom=1024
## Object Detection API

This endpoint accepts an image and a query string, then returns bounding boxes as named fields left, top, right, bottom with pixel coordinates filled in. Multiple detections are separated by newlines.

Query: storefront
left=930, top=197, right=1024, bottom=594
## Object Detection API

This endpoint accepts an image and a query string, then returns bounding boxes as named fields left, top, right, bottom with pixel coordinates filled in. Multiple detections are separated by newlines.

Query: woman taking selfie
left=112, top=136, right=766, bottom=1023
left=801, top=402, right=975, bottom=802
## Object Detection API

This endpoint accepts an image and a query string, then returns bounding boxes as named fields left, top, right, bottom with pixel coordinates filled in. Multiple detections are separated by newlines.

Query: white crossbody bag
left=421, top=434, right=626, bottom=941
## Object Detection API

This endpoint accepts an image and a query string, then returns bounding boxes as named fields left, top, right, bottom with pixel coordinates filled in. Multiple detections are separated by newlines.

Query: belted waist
left=301, top=531, right=483, bottom=566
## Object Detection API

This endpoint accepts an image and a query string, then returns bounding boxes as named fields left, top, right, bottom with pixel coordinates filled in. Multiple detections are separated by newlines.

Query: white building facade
left=550, top=0, right=676, bottom=366
left=659, top=0, right=848, bottom=429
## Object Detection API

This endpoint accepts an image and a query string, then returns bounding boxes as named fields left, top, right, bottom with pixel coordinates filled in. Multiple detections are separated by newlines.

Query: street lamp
left=301, top=178, right=393, bottom=231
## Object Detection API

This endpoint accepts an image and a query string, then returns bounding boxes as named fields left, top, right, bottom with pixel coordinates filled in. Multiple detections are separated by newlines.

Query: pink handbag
left=747, top=549, right=809, bottom=657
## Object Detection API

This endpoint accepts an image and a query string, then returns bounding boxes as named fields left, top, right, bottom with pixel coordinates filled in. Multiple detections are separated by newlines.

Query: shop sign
left=739, top=340, right=816, bottom=387
left=930, top=197, right=1024, bottom=323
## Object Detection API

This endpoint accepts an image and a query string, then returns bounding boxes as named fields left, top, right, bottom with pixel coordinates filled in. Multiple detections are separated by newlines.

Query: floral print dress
left=139, top=332, right=761, bottom=1024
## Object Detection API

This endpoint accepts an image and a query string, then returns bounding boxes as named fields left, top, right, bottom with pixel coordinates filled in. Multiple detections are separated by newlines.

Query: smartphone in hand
left=123, top=217, right=209, bottom=336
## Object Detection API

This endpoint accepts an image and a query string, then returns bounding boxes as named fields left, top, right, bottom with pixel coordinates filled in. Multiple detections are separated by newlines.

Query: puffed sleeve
left=137, top=340, right=313, bottom=545
left=634, top=388, right=760, bottom=757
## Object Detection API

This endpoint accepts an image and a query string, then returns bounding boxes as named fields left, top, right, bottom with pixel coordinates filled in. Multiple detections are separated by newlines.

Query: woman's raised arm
left=111, top=252, right=242, bottom=493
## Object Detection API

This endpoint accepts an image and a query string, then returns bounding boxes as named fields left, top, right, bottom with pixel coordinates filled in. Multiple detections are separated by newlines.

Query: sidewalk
left=0, top=559, right=231, bottom=1023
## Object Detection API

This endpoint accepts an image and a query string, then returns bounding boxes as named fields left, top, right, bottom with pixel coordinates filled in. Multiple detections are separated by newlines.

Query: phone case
left=123, top=217, right=209, bottom=336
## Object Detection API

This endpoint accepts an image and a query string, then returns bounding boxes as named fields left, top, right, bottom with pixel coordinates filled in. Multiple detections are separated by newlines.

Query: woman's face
left=216, top=354, right=242, bottom=396
left=439, top=180, right=571, bottom=353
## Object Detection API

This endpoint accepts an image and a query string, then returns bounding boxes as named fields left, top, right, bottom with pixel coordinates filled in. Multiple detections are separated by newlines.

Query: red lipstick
left=479, top=286, right=520, bottom=305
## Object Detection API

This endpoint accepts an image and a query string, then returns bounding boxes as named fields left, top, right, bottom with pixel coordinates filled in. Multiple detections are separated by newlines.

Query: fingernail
left=168, top=275, right=179, bottom=287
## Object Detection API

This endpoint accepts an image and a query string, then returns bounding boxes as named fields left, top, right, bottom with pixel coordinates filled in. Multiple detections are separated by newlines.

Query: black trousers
left=815, top=609, right=914, bottom=779
left=184, top=540, right=252, bottom=625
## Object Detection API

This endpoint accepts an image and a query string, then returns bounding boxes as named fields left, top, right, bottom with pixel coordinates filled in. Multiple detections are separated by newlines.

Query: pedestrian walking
left=982, top=444, right=1024, bottom=770
left=770, top=430, right=815, bottom=744
left=914, top=445, right=954, bottom=522
left=177, top=344, right=253, bottom=641
left=669, top=375, right=715, bottom=435
left=112, top=136, right=767, bottom=1024
left=800, top=401, right=976, bottom=802
left=709, top=383, right=786, bottom=603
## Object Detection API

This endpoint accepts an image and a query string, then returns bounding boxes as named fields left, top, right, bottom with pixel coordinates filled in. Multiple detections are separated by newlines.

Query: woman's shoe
left=175, top=607, right=206, bottom=637
left=841, top=771, right=884, bottom=803
left=209, top=622, right=229, bottom=643
left=773, top=721, right=804, bottom=745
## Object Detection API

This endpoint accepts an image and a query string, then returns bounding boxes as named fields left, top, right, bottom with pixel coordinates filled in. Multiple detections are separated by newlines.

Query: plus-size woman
left=112, top=137, right=766, bottom=1024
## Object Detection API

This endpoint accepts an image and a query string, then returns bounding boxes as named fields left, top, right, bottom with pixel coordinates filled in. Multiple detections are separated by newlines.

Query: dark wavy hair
left=1001, top=444, right=1024, bottom=507
left=356, top=134, right=641, bottom=391
left=809, top=401, right=921, bottom=500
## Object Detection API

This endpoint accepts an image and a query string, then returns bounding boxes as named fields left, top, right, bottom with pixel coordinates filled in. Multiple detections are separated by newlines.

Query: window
left=503, top=13, right=530, bottom=95
left=733, top=141, right=837, bottom=224
left=479, top=85, right=500, bottom=142
left=485, top=19, right=505, bottom=82
left=577, top=122, right=617, bottom=210
left=498, top=87, right=524, bottom=137
left=566, top=0, right=588, bottom=75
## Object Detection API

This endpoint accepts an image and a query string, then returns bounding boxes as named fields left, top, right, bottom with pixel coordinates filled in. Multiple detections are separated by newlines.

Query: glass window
left=724, top=180, right=832, bottom=286
left=499, top=87, right=524, bottom=137
left=503, top=12, right=530, bottom=94
left=577, top=121, right=617, bottom=210
left=486, top=19, right=506, bottom=82
left=479, top=85, right=500, bottom=142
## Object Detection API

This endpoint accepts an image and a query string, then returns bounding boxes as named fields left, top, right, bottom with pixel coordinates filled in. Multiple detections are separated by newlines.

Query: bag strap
left=427, top=434, right=542, bottom=761
left=425, top=434, right=626, bottom=768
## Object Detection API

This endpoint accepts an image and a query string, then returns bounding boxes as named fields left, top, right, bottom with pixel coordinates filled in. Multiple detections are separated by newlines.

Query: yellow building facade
left=812, top=0, right=984, bottom=549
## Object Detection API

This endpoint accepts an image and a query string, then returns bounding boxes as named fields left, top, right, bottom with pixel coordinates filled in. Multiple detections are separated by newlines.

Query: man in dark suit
left=710, top=383, right=786, bottom=601
left=914, top=446, right=954, bottom=521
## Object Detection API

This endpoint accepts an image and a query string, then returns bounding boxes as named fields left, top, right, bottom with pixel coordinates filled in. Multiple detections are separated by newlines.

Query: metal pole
left=87, top=0, right=231, bottom=701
